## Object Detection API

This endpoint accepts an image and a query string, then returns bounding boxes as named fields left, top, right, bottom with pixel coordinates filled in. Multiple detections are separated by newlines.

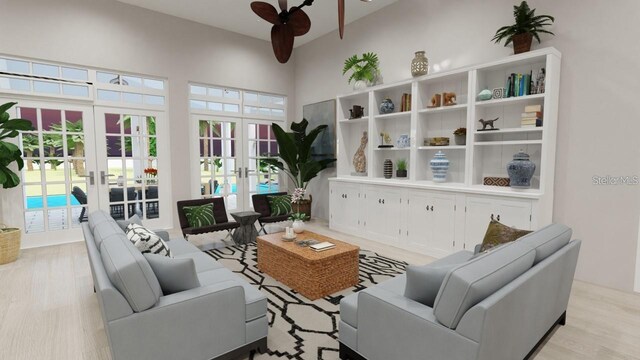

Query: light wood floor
left=1, top=220, right=639, bottom=360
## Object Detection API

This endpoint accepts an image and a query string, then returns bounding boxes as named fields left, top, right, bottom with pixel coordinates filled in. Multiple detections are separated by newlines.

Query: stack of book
left=521, top=104, right=543, bottom=128
left=310, top=241, right=336, bottom=252
left=506, top=72, right=533, bottom=98
left=400, top=93, right=412, bottom=112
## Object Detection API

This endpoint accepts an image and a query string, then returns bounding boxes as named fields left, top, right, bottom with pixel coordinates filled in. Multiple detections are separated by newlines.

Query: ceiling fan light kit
left=251, top=0, right=348, bottom=63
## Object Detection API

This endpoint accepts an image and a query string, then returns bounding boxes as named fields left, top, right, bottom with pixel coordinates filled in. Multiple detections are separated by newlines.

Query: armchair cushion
left=183, top=203, right=216, bottom=228
left=144, top=253, right=201, bottom=295
left=125, top=223, right=172, bottom=257
left=518, top=223, right=572, bottom=264
left=404, top=262, right=460, bottom=307
left=267, top=194, right=293, bottom=216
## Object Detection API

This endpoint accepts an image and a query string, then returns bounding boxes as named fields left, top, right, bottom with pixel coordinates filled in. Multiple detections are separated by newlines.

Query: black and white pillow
left=126, top=223, right=172, bottom=257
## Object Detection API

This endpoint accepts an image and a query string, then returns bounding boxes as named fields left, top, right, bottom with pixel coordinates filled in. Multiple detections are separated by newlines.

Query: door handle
left=100, top=171, right=115, bottom=185
left=236, top=167, right=243, bottom=178
left=78, top=171, right=95, bottom=186
left=244, top=167, right=255, bottom=178
left=431, top=206, right=434, bottom=211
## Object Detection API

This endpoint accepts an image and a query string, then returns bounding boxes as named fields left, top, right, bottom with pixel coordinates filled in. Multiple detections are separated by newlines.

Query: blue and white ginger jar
left=430, top=151, right=450, bottom=183
left=507, top=150, right=536, bottom=188
left=379, top=98, right=395, bottom=114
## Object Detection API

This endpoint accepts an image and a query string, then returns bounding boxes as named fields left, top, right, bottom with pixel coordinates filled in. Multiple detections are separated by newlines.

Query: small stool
left=230, top=211, right=262, bottom=245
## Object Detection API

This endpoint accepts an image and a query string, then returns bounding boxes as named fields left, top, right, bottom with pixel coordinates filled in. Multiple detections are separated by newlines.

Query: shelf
left=475, top=127, right=543, bottom=134
left=418, top=145, right=466, bottom=150
left=474, top=140, right=542, bottom=146
left=374, top=147, right=410, bottom=151
left=475, top=93, right=544, bottom=108
left=374, top=111, right=411, bottom=120
left=339, top=117, right=369, bottom=124
left=418, top=104, right=467, bottom=114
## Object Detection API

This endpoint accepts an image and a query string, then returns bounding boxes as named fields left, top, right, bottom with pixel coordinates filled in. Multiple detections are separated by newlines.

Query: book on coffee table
left=310, top=241, right=335, bottom=252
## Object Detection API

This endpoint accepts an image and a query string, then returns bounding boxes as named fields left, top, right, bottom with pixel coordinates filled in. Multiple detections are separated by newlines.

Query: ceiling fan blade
left=271, top=25, right=294, bottom=63
left=338, top=0, right=345, bottom=39
left=251, top=2, right=280, bottom=25
left=288, top=8, right=311, bottom=36
left=278, top=0, right=287, bottom=12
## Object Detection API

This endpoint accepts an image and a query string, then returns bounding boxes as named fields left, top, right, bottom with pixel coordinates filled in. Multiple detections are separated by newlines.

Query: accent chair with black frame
left=251, top=192, right=290, bottom=234
left=176, top=197, right=240, bottom=239
left=71, top=186, right=88, bottom=222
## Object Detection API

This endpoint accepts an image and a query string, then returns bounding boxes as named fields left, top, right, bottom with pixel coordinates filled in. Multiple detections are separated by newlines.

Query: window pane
left=62, top=84, right=89, bottom=97
left=0, top=58, right=29, bottom=74
left=0, top=77, right=30, bottom=91
left=121, top=76, right=142, bottom=87
left=208, top=87, right=223, bottom=98
left=144, top=78, right=164, bottom=90
left=272, top=109, right=284, bottom=118
left=272, top=96, right=285, bottom=105
left=98, top=89, right=120, bottom=101
left=190, top=100, right=206, bottom=109
left=259, top=107, right=271, bottom=116
left=258, top=94, right=271, bottom=104
left=190, top=85, right=206, bottom=95
left=97, top=72, right=118, bottom=84
left=244, top=92, right=258, bottom=102
left=144, top=95, right=165, bottom=105
left=61, top=67, right=88, bottom=81
left=123, top=92, right=143, bottom=104
left=224, top=89, right=240, bottom=99
left=34, top=81, right=60, bottom=94
left=33, top=63, right=59, bottom=78
left=208, top=102, right=223, bottom=112
left=223, top=104, right=239, bottom=113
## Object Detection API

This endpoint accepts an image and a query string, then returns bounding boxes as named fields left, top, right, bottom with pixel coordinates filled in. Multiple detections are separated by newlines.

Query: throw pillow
left=182, top=203, right=216, bottom=228
left=116, top=214, right=143, bottom=232
left=126, top=223, right=172, bottom=257
left=267, top=194, right=293, bottom=216
left=143, top=254, right=200, bottom=295
left=480, top=220, right=532, bottom=252
left=404, top=262, right=462, bottom=307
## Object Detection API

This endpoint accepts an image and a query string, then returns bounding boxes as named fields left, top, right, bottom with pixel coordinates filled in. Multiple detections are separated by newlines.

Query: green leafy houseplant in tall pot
left=343, top=52, right=380, bottom=90
left=261, top=119, right=336, bottom=219
left=0, top=102, right=34, bottom=264
left=492, top=1, right=555, bottom=54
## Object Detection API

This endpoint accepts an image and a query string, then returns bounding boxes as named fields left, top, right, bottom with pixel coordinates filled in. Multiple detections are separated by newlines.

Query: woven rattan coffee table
left=257, top=231, right=360, bottom=300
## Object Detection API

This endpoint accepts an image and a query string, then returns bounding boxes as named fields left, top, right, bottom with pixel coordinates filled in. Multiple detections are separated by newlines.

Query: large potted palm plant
left=492, top=1, right=555, bottom=54
left=262, top=119, right=336, bottom=218
left=0, top=102, right=33, bottom=264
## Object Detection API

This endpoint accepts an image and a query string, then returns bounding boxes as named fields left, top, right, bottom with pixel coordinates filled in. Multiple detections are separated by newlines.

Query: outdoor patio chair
left=71, top=186, right=88, bottom=222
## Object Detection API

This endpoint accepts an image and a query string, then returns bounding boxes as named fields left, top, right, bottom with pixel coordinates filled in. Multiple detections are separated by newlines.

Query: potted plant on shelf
left=343, top=52, right=380, bottom=90
left=492, top=1, right=555, bottom=54
left=0, top=102, right=34, bottom=265
left=289, top=212, right=308, bottom=234
left=396, top=159, right=408, bottom=178
left=261, top=119, right=336, bottom=219
left=453, top=127, right=467, bottom=145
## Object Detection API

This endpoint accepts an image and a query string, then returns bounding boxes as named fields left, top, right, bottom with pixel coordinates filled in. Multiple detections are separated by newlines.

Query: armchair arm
left=107, top=280, right=248, bottom=360
left=356, top=287, right=478, bottom=360
left=474, top=243, right=483, bottom=255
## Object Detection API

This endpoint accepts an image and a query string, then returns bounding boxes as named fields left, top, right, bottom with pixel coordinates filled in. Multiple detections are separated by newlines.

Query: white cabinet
left=330, top=182, right=362, bottom=233
left=405, top=191, right=457, bottom=257
left=464, top=195, right=532, bottom=247
left=362, top=185, right=403, bottom=244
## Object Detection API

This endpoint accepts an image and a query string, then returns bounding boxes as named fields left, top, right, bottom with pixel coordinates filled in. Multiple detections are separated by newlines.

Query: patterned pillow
left=480, top=220, right=532, bottom=252
left=267, top=194, right=293, bottom=216
left=183, top=203, right=216, bottom=228
left=126, top=223, right=172, bottom=257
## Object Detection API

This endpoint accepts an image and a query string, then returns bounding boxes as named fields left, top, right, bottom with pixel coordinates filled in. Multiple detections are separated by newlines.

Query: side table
left=230, top=211, right=262, bottom=245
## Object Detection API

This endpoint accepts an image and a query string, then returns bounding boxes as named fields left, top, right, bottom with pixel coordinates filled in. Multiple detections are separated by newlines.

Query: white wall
left=0, top=0, right=295, bottom=233
left=294, top=0, right=640, bottom=292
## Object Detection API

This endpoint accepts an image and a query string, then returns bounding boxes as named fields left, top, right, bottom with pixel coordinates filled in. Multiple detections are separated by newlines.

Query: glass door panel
left=244, top=121, right=280, bottom=210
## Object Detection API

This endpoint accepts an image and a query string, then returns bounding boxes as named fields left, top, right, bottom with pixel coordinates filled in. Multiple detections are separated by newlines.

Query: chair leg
left=258, top=222, right=267, bottom=235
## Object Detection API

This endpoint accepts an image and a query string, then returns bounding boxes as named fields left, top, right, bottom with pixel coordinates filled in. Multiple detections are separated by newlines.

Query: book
left=524, top=104, right=542, bottom=112
left=310, top=241, right=336, bottom=252
left=522, top=112, right=543, bottom=118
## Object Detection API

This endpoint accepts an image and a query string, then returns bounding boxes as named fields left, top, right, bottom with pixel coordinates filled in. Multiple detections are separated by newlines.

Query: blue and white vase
left=507, top=150, right=536, bottom=188
left=396, top=134, right=410, bottom=148
left=379, top=98, right=395, bottom=114
left=430, top=151, right=450, bottom=183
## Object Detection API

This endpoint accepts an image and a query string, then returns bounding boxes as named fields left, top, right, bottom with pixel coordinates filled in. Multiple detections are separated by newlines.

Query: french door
left=192, top=115, right=281, bottom=212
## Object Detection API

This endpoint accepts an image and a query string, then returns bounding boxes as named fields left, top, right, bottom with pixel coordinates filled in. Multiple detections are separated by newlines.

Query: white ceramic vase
left=353, top=80, right=367, bottom=91
left=292, top=220, right=305, bottom=234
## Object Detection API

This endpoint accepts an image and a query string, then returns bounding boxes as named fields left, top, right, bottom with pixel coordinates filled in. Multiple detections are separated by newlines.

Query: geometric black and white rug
left=204, top=244, right=407, bottom=360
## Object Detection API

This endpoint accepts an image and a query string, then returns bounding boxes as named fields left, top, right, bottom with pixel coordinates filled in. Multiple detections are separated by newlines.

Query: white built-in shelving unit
left=331, top=48, right=561, bottom=258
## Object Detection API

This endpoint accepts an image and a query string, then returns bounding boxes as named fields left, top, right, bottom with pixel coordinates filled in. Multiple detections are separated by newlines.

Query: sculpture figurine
left=353, top=131, right=368, bottom=174
left=478, top=117, right=500, bottom=130
left=428, top=93, right=442, bottom=108
left=443, top=92, right=457, bottom=106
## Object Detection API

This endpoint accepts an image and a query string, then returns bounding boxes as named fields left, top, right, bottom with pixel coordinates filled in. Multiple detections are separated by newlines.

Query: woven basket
left=0, top=225, right=21, bottom=265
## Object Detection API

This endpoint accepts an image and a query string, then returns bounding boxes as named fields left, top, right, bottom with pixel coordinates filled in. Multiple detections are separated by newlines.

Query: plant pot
left=353, top=80, right=367, bottom=91
left=454, top=135, right=466, bottom=145
left=0, top=227, right=21, bottom=265
left=292, top=220, right=305, bottom=234
left=396, top=169, right=407, bottom=178
left=292, top=195, right=312, bottom=219
left=512, top=33, right=533, bottom=54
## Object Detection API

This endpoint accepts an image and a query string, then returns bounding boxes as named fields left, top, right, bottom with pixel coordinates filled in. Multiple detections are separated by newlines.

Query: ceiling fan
left=251, top=0, right=347, bottom=63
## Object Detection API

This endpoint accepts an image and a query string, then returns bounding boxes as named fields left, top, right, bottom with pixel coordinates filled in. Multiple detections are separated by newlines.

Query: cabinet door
left=330, top=182, right=360, bottom=232
left=405, top=192, right=432, bottom=253
left=429, top=193, right=457, bottom=257
left=494, top=199, right=532, bottom=230
left=363, top=186, right=403, bottom=243
left=464, top=196, right=496, bottom=247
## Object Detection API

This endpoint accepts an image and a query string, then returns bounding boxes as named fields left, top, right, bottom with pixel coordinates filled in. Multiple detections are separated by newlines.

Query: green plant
left=261, top=119, right=336, bottom=194
left=0, top=102, right=34, bottom=189
left=289, top=212, right=308, bottom=221
left=342, top=52, right=380, bottom=85
left=396, top=159, right=407, bottom=171
left=21, top=133, right=38, bottom=172
left=453, top=127, right=467, bottom=136
left=492, top=1, right=554, bottom=47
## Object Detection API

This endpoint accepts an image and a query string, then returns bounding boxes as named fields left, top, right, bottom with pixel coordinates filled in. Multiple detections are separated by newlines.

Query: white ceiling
left=116, top=0, right=398, bottom=47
